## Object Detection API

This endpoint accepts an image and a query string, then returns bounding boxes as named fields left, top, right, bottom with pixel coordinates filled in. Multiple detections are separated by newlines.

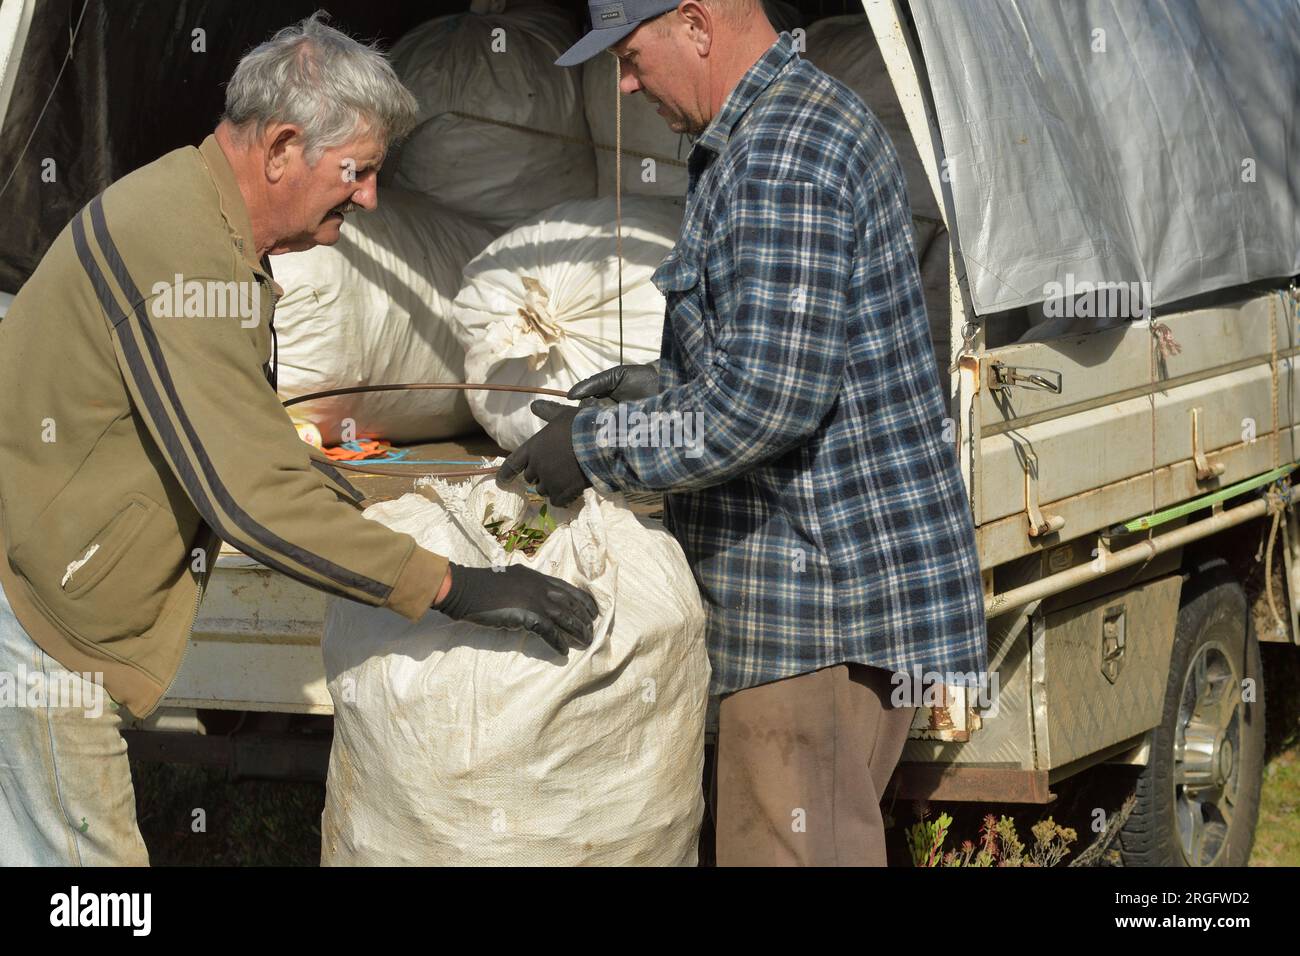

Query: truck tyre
left=1118, top=559, right=1265, bottom=866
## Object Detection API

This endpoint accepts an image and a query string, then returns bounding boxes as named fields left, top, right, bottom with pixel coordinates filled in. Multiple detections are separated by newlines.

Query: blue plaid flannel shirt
left=572, top=32, right=988, bottom=696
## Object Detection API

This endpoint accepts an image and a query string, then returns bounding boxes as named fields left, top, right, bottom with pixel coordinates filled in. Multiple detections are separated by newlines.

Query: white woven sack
left=270, top=190, right=495, bottom=445
left=581, top=55, right=692, bottom=199
left=320, top=473, right=710, bottom=865
left=451, top=197, right=683, bottom=451
left=580, top=0, right=801, bottom=199
left=384, top=4, right=596, bottom=229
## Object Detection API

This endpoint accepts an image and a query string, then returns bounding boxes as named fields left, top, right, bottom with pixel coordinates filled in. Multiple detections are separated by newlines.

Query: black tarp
left=0, top=1, right=478, bottom=292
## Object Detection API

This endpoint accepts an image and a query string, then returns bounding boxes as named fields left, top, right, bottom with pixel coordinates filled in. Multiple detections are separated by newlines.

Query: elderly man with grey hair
left=0, top=13, right=596, bottom=866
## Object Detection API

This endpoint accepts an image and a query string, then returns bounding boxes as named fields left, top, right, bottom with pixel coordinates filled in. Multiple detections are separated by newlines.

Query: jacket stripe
left=310, top=459, right=366, bottom=505
left=75, top=199, right=390, bottom=601
left=69, top=209, right=355, bottom=603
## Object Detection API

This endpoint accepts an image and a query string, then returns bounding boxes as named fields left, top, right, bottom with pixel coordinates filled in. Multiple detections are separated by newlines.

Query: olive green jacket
left=0, top=135, right=448, bottom=717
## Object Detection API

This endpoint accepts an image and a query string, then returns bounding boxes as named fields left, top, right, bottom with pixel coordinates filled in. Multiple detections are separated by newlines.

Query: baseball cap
left=554, top=0, right=680, bottom=67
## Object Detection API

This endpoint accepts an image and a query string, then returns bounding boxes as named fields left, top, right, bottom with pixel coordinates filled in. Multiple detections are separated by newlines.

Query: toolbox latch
left=989, top=362, right=1063, bottom=394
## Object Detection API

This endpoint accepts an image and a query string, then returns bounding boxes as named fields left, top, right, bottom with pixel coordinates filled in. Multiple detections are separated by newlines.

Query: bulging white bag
left=321, top=473, right=710, bottom=866
left=580, top=0, right=801, bottom=199
left=384, top=4, right=596, bottom=228
left=451, top=197, right=683, bottom=451
left=270, top=190, right=495, bottom=446
left=582, top=56, right=692, bottom=200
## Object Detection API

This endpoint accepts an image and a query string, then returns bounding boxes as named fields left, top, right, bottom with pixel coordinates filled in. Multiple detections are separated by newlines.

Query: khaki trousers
left=711, top=662, right=915, bottom=866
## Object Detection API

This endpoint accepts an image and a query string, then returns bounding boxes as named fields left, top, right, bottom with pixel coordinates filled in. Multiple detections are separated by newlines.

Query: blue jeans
left=0, top=575, right=148, bottom=865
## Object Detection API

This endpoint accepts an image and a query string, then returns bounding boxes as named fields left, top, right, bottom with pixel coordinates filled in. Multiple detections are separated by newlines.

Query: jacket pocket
left=60, top=492, right=159, bottom=599
left=6, top=421, right=196, bottom=647
left=652, top=255, right=711, bottom=376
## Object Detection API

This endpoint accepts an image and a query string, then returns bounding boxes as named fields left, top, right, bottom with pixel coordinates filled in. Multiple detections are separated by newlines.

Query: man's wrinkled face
left=610, top=14, right=707, bottom=136
left=270, top=133, right=384, bottom=253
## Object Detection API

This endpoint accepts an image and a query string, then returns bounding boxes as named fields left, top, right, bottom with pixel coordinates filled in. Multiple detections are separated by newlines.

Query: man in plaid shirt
left=502, top=0, right=988, bottom=866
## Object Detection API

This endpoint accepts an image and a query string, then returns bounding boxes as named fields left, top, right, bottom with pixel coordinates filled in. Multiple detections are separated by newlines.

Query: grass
left=1250, top=643, right=1300, bottom=865
left=131, top=760, right=324, bottom=867
left=1251, top=746, right=1300, bottom=865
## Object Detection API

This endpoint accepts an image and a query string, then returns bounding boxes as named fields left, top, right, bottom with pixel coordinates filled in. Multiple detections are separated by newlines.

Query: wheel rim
left=1171, top=638, right=1241, bottom=866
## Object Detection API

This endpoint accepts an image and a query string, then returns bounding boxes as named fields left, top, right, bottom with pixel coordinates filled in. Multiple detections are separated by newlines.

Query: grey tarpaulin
left=909, top=0, right=1299, bottom=317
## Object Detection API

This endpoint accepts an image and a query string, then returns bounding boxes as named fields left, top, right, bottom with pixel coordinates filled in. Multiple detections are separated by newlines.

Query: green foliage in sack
left=484, top=503, right=557, bottom=557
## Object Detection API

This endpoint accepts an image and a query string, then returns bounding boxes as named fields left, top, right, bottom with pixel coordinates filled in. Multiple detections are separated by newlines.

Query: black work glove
left=567, top=362, right=661, bottom=402
left=496, top=401, right=592, bottom=506
left=434, top=562, right=598, bottom=654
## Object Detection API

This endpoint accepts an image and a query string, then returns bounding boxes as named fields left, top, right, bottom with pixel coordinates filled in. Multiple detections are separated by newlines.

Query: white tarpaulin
left=909, top=0, right=1299, bottom=316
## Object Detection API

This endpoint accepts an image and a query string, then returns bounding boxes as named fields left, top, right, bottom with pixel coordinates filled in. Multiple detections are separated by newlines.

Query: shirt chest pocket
left=653, top=256, right=713, bottom=378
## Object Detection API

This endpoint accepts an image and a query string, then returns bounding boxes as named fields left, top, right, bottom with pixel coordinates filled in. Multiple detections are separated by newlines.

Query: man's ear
left=678, top=0, right=714, bottom=57
left=263, top=124, right=302, bottom=184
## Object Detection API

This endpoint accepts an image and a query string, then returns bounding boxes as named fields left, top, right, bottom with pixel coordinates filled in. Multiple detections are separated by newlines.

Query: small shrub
left=908, top=805, right=1077, bottom=867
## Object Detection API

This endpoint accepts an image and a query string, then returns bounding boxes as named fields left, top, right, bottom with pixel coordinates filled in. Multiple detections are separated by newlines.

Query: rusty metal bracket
left=889, top=765, right=1054, bottom=803
left=1190, top=407, right=1225, bottom=481
left=909, top=683, right=981, bottom=742
left=1023, top=447, right=1066, bottom=537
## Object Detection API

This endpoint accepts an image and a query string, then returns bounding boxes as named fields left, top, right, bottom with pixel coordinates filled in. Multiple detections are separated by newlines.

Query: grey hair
left=222, top=11, right=418, bottom=164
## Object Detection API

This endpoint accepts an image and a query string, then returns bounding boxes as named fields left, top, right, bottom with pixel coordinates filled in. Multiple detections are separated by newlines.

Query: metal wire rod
left=282, top=382, right=571, bottom=478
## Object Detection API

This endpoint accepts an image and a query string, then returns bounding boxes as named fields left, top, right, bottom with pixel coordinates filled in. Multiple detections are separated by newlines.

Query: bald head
left=650, top=0, right=763, bottom=32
